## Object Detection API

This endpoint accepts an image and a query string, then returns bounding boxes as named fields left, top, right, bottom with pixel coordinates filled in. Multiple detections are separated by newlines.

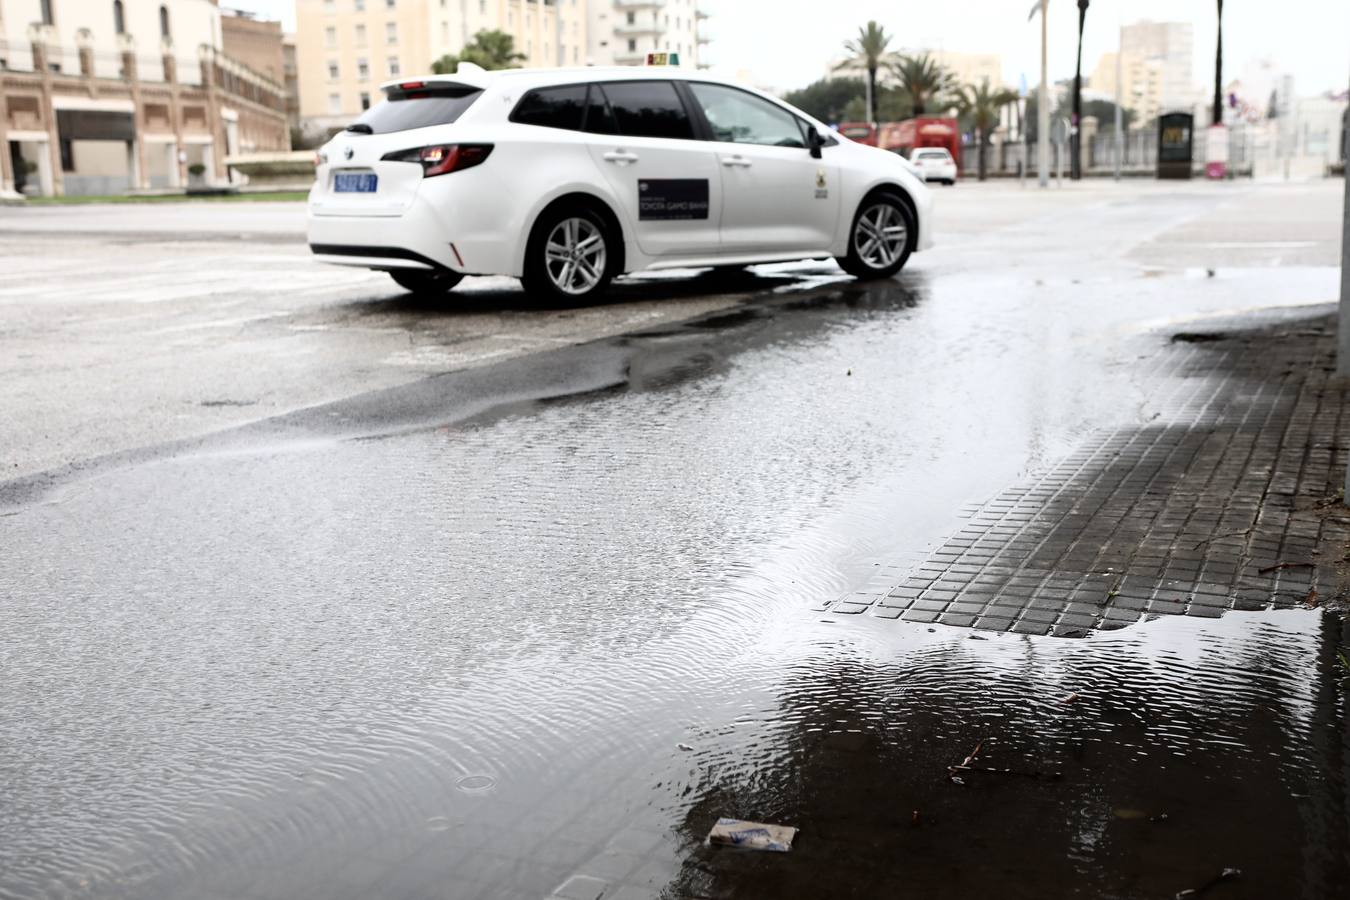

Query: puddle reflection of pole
left=1340, top=63, right=1350, bottom=501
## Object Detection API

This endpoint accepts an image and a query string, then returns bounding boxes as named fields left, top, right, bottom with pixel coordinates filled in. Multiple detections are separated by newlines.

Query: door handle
left=721, top=156, right=753, bottom=167
left=602, top=150, right=639, bottom=164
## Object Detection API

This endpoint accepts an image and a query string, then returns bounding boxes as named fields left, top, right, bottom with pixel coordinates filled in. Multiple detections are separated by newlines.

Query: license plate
left=334, top=172, right=378, bottom=193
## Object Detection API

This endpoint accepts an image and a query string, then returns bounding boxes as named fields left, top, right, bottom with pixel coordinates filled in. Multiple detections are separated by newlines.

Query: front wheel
left=389, top=269, right=464, bottom=294
left=835, top=193, right=915, bottom=280
left=520, top=205, right=615, bottom=303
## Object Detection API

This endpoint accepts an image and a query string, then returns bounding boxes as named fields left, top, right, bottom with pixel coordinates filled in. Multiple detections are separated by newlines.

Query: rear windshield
left=348, top=87, right=482, bottom=134
left=916, top=149, right=950, bottom=159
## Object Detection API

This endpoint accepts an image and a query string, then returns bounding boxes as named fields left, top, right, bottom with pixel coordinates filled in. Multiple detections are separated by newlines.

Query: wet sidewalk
left=829, top=312, right=1350, bottom=634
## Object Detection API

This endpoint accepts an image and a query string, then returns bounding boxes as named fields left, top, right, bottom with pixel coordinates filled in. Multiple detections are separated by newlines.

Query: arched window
left=159, top=5, right=171, bottom=40
left=113, top=0, right=125, bottom=35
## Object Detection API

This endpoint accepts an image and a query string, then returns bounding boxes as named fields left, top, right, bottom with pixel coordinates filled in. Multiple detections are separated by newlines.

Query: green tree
left=431, top=29, right=526, bottom=74
left=954, top=78, right=1019, bottom=181
left=833, top=21, right=894, bottom=126
left=1024, top=96, right=1133, bottom=142
left=783, top=77, right=866, bottom=125
left=839, top=85, right=912, bottom=125
left=890, top=53, right=956, bottom=116
left=1082, top=99, right=1133, bottom=132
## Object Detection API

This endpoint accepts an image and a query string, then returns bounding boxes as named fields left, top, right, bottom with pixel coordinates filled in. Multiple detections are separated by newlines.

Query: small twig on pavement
left=1175, top=867, right=1241, bottom=899
left=948, top=764, right=1062, bottom=780
left=1190, top=528, right=1252, bottom=551
left=1258, top=561, right=1315, bottom=575
left=947, top=739, right=985, bottom=784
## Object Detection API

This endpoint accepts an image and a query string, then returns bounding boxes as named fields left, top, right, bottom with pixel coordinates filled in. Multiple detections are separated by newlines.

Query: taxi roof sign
left=645, top=51, right=680, bottom=66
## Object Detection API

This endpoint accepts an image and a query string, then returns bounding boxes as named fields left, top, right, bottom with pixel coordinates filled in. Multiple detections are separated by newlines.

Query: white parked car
left=308, top=60, right=934, bottom=301
left=910, top=147, right=958, bottom=185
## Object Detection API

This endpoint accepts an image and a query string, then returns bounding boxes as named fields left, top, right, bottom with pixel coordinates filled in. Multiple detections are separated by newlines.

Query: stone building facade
left=294, top=0, right=591, bottom=137
left=0, top=0, right=289, bottom=197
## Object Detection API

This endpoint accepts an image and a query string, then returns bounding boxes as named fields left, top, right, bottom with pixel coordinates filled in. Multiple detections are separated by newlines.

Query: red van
left=836, top=122, right=878, bottom=146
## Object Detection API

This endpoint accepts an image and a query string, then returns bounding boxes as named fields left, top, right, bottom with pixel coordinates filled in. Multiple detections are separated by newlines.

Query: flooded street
left=3, top=182, right=1349, bottom=899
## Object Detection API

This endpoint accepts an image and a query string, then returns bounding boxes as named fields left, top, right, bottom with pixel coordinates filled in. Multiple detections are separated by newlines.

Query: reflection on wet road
left=3, top=183, right=1349, bottom=900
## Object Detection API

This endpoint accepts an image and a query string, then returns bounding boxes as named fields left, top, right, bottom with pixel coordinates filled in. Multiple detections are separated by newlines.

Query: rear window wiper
left=345, top=123, right=373, bottom=134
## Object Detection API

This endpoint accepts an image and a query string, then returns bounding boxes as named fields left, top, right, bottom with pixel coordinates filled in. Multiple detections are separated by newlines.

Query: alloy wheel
left=853, top=203, right=908, bottom=269
left=545, top=217, right=607, bottom=295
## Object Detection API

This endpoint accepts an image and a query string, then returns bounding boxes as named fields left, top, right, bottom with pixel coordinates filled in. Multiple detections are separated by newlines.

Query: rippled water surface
left=3, top=270, right=1348, bottom=899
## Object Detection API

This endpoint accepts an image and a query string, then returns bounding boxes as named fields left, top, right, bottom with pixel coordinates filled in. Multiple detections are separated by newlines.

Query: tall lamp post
left=1029, top=0, right=1050, bottom=188
left=1338, top=64, right=1350, bottom=381
left=1071, top=0, right=1088, bottom=180
left=1340, top=66, right=1350, bottom=504
left=1212, top=0, right=1224, bottom=125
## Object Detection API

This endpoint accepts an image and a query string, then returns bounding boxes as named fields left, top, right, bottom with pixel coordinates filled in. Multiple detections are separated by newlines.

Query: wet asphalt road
left=2, top=181, right=1348, bottom=900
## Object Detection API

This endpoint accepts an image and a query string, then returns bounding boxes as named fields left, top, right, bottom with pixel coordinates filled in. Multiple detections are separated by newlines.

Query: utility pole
left=1071, top=0, right=1088, bottom=180
left=1113, top=32, right=1123, bottom=180
left=1212, top=0, right=1224, bottom=126
left=1029, top=0, right=1050, bottom=188
left=1340, top=64, right=1350, bottom=503
left=1338, top=64, right=1350, bottom=379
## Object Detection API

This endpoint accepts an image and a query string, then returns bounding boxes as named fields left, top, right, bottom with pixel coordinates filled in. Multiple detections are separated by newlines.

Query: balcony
left=614, top=0, right=665, bottom=9
left=614, top=22, right=664, bottom=37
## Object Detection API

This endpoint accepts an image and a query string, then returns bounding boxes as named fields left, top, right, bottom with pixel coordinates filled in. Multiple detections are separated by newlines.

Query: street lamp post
left=1071, top=0, right=1088, bottom=180
left=1029, top=0, right=1050, bottom=188
left=1338, top=65, right=1350, bottom=380
left=1113, top=28, right=1123, bottom=180
left=1212, top=0, right=1224, bottom=126
left=1339, top=64, right=1350, bottom=504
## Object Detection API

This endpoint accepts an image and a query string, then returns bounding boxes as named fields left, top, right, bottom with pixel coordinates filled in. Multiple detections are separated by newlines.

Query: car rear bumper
left=306, top=175, right=524, bottom=276
left=308, top=243, right=447, bottom=271
left=306, top=202, right=463, bottom=272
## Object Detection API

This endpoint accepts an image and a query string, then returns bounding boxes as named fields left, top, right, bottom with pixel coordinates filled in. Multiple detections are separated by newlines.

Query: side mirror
left=807, top=128, right=825, bottom=159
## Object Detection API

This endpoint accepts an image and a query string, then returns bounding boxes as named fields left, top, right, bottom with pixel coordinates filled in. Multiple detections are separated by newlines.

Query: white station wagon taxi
left=308, top=56, right=934, bottom=301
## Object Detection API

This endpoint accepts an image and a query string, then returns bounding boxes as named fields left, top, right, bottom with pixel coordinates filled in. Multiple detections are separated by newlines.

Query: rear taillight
left=380, top=144, right=493, bottom=177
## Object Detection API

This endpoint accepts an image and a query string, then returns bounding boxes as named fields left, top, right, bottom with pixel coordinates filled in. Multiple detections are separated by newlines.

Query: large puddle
left=3, top=269, right=1348, bottom=899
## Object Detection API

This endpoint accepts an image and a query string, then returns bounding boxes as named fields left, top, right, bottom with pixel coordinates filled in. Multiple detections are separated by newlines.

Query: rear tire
left=520, top=203, right=616, bottom=304
left=389, top=269, right=463, bottom=294
left=835, top=192, right=915, bottom=280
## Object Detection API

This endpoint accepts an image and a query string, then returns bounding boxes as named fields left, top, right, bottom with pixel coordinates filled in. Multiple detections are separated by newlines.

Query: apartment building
left=295, top=0, right=589, bottom=136
left=0, top=0, right=289, bottom=197
left=1089, top=23, right=1198, bottom=127
left=587, top=0, right=706, bottom=67
left=1090, top=51, right=1167, bottom=124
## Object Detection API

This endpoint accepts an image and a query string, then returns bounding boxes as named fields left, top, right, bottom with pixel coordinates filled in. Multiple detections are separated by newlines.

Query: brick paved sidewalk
left=828, top=309, right=1350, bottom=636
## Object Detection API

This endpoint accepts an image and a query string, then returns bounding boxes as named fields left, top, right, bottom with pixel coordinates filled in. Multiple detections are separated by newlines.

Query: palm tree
left=890, top=53, right=956, bottom=117
left=955, top=79, right=1019, bottom=181
left=834, top=21, right=893, bottom=127
left=432, top=29, right=526, bottom=74
left=1212, top=0, right=1224, bottom=125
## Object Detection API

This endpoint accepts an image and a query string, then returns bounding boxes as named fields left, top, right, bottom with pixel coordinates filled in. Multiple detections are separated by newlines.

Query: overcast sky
left=231, top=0, right=1350, bottom=96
